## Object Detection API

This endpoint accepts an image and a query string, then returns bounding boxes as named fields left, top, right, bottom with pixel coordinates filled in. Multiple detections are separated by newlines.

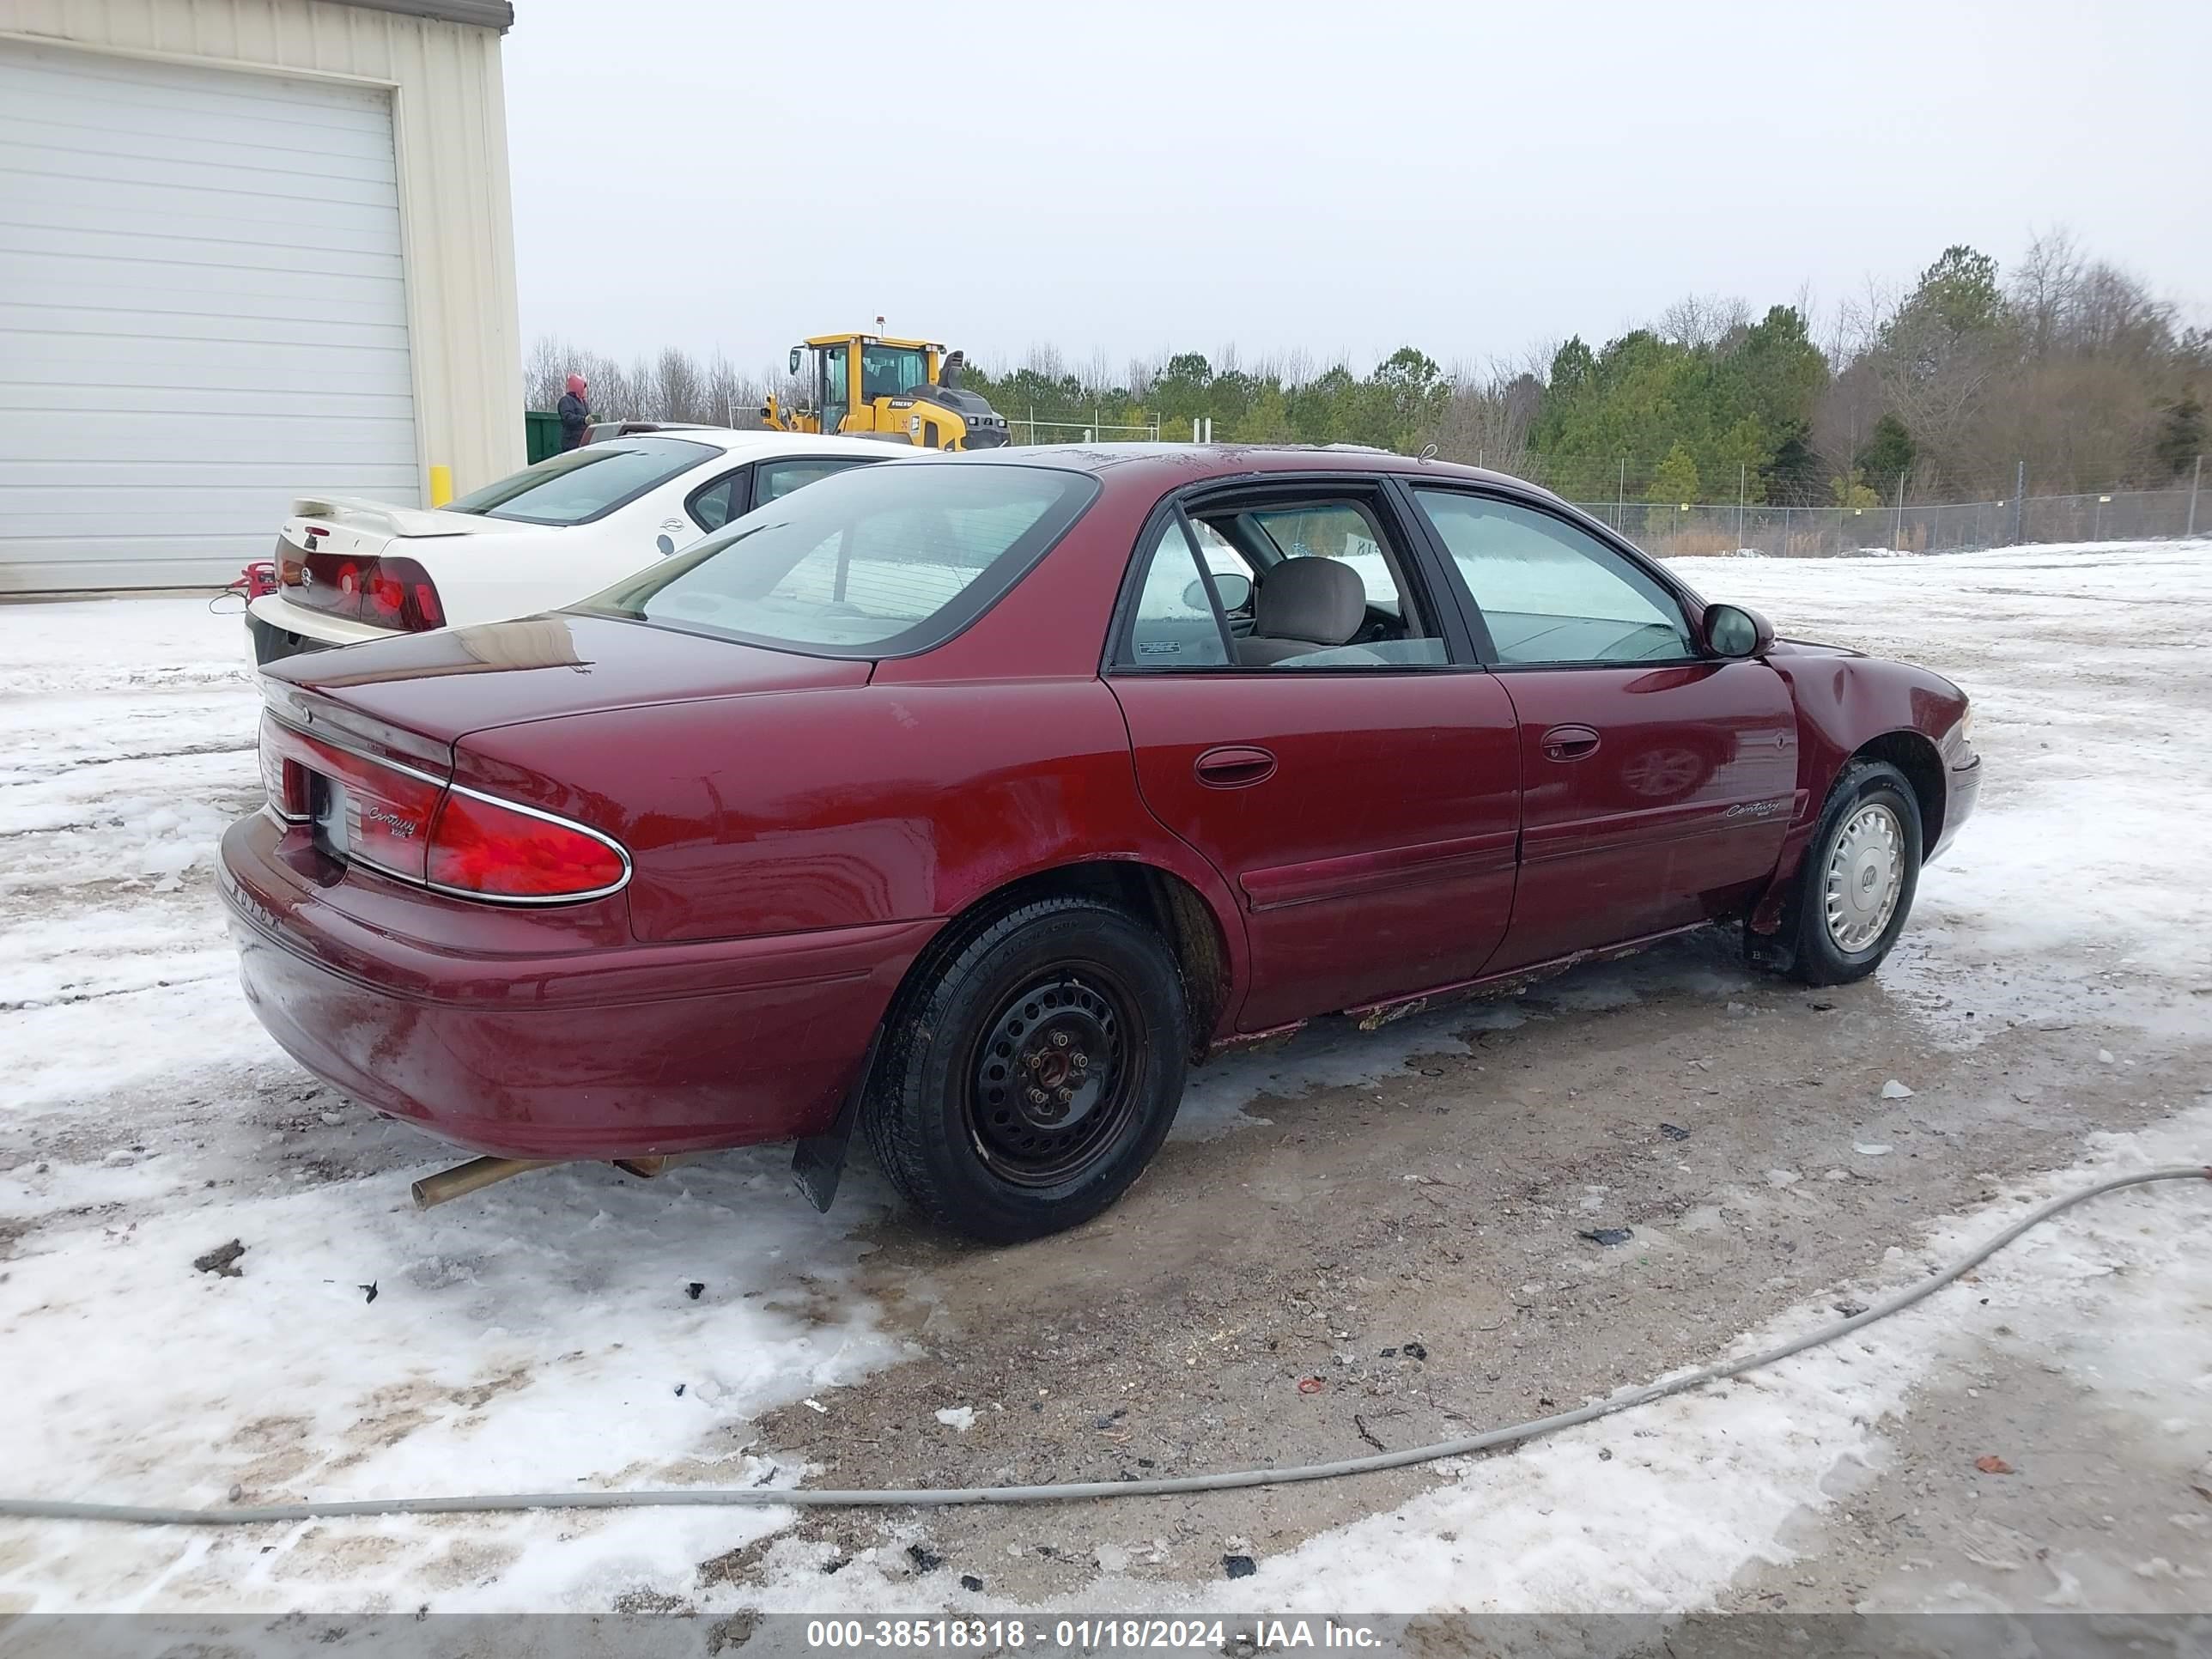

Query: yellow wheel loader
left=760, top=332, right=1012, bottom=451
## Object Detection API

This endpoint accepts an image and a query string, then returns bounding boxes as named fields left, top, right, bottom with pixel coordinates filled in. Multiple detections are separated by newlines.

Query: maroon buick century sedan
left=222, top=447, right=1980, bottom=1241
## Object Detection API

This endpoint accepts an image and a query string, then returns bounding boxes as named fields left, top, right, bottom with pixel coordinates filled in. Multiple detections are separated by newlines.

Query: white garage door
left=0, top=40, right=419, bottom=592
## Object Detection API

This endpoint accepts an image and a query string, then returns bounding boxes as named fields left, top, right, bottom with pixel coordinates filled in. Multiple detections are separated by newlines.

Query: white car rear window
left=582, top=463, right=1097, bottom=657
left=445, top=438, right=716, bottom=526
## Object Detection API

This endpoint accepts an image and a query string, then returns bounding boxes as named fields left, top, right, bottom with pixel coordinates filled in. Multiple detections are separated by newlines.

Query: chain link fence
left=1553, top=483, right=2203, bottom=558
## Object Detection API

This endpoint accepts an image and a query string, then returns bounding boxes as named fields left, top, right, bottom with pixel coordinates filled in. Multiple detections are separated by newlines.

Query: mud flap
left=1742, top=923, right=1797, bottom=975
left=790, top=1030, right=881, bottom=1213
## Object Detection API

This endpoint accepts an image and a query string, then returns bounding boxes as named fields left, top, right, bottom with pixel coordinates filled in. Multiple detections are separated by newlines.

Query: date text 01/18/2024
left=803, top=1618, right=1386, bottom=1650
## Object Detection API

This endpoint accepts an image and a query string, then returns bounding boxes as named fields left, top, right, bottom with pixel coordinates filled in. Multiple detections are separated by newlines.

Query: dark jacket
left=556, top=392, right=591, bottom=451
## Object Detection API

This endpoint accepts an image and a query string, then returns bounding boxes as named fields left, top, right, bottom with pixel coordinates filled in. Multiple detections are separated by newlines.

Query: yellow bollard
left=428, top=464, right=453, bottom=507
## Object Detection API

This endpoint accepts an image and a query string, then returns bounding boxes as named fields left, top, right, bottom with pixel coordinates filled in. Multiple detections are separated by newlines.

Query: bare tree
left=653, top=347, right=705, bottom=423
left=1422, top=358, right=1540, bottom=477
left=1656, top=293, right=1751, bottom=350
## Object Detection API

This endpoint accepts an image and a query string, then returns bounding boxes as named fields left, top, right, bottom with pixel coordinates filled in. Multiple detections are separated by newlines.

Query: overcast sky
left=503, top=0, right=2210, bottom=379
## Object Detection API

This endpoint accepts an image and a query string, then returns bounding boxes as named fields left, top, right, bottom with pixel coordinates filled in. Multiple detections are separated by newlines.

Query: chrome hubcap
left=1823, top=802, right=1905, bottom=953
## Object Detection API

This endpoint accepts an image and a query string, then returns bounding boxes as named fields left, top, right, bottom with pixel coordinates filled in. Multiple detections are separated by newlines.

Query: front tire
left=863, top=896, right=1189, bottom=1243
left=1778, top=759, right=1923, bottom=985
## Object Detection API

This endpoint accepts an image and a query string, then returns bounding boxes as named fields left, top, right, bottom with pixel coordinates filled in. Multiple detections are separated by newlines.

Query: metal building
left=0, top=0, right=523, bottom=591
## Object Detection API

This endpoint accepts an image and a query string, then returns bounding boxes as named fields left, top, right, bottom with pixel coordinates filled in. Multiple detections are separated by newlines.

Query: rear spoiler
left=289, top=495, right=495, bottom=539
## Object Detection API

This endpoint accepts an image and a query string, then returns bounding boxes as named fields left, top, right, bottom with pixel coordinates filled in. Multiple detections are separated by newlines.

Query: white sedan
left=245, top=428, right=889, bottom=666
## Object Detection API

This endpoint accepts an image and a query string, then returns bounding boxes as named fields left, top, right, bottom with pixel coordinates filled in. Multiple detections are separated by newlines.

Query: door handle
left=1540, top=724, right=1601, bottom=762
left=1194, top=744, right=1277, bottom=788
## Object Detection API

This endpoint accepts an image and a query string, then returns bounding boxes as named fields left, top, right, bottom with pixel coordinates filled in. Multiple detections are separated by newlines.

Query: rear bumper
left=246, top=611, right=333, bottom=669
left=220, top=812, right=936, bottom=1159
left=247, top=592, right=404, bottom=663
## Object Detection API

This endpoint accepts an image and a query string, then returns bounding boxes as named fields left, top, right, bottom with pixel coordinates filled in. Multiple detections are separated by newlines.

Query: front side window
left=860, top=344, right=931, bottom=401
left=582, top=463, right=1097, bottom=657
left=1412, top=489, right=1693, bottom=665
left=445, top=438, right=716, bottom=526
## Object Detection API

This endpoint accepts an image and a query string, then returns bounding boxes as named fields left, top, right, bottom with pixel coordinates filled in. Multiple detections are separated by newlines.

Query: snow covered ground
left=1, top=542, right=2208, bottom=1619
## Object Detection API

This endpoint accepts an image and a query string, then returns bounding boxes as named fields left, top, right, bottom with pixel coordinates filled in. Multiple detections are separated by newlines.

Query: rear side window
left=1127, top=519, right=1231, bottom=665
left=582, top=463, right=1098, bottom=657
left=446, top=438, right=716, bottom=526
left=1245, top=504, right=1401, bottom=609
left=687, top=470, right=747, bottom=532
left=757, top=456, right=872, bottom=506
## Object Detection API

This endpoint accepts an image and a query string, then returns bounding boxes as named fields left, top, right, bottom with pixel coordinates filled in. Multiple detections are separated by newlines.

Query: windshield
left=580, top=463, right=1098, bottom=657
left=444, top=438, right=715, bottom=526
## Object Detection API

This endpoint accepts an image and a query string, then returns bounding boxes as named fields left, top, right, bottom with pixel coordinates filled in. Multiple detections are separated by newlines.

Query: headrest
left=1255, top=557, right=1366, bottom=646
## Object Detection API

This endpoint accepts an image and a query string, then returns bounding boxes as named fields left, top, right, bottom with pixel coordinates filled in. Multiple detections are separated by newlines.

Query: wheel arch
left=1848, top=728, right=1946, bottom=851
left=1746, top=725, right=1945, bottom=952
left=889, top=858, right=1241, bottom=1064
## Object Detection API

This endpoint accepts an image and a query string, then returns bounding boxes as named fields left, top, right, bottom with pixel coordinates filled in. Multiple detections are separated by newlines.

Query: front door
left=1407, top=486, right=1796, bottom=970
left=817, top=343, right=851, bottom=434
left=1109, top=494, right=1522, bottom=1031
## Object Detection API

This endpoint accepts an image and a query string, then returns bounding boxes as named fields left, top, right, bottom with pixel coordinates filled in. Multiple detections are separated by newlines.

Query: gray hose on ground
left=4, top=1164, right=2203, bottom=1527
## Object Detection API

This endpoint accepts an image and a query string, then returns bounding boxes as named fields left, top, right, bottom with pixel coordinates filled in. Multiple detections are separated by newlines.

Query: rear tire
left=1775, top=759, right=1923, bottom=986
left=863, top=896, right=1188, bottom=1243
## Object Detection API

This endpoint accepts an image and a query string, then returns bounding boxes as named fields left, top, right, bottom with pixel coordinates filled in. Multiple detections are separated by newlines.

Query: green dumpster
left=524, top=409, right=563, bottom=465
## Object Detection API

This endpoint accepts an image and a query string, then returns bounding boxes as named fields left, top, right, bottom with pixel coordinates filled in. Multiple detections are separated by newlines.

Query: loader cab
left=790, top=333, right=941, bottom=440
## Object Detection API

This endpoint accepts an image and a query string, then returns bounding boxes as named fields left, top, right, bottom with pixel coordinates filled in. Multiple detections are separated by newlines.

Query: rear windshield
left=579, top=462, right=1099, bottom=657
left=444, top=437, right=715, bottom=526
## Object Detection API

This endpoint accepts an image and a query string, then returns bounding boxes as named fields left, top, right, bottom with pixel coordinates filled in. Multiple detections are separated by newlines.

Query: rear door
left=1108, top=482, right=1522, bottom=1030
left=1407, top=486, right=1796, bottom=971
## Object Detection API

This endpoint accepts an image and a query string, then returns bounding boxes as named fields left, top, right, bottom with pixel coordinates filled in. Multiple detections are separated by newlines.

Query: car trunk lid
left=264, top=612, right=872, bottom=745
left=275, top=497, right=523, bottom=635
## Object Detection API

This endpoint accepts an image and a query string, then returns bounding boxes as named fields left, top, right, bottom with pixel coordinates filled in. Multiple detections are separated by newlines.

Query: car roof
left=685, top=431, right=911, bottom=464
left=914, top=441, right=1533, bottom=495
left=600, top=428, right=912, bottom=463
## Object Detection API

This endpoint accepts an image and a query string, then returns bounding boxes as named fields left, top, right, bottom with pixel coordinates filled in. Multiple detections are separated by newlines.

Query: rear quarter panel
left=447, top=678, right=1250, bottom=992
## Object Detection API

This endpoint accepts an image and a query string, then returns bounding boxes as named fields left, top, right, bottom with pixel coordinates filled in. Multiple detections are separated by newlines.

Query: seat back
left=1236, top=558, right=1365, bottom=665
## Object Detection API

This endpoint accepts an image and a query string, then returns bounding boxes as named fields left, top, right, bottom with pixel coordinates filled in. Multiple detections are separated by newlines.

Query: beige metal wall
left=0, top=0, right=526, bottom=507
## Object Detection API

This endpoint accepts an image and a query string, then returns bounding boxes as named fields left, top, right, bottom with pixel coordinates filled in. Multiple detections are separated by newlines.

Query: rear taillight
left=258, top=714, right=310, bottom=821
left=262, top=716, right=441, bottom=881
left=258, top=715, right=627, bottom=903
left=426, top=791, right=629, bottom=900
left=297, top=551, right=447, bottom=632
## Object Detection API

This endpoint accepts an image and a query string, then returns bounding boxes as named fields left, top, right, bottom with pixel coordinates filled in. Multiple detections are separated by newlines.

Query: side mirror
left=1184, top=572, right=1253, bottom=612
left=788, top=346, right=803, bottom=375
left=1703, top=602, right=1774, bottom=659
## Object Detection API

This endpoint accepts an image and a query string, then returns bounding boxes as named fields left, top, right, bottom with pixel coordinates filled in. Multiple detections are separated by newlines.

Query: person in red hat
left=556, top=373, right=592, bottom=451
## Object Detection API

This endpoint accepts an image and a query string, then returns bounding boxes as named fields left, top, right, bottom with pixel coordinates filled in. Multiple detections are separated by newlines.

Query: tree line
left=526, top=230, right=2208, bottom=508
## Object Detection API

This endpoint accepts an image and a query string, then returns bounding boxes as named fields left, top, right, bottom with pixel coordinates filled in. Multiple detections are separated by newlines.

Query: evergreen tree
left=1857, top=413, right=1917, bottom=488
left=2154, top=396, right=2205, bottom=477
left=1761, top=424, right=1824, bottom=505
left=1648, top=445, right=1700, bottom=506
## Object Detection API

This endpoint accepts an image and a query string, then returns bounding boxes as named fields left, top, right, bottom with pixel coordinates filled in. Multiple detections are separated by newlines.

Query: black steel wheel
left=864, top=896, right=1188, bottom=1243
left=966, top=968, right=1140, bottom=1187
